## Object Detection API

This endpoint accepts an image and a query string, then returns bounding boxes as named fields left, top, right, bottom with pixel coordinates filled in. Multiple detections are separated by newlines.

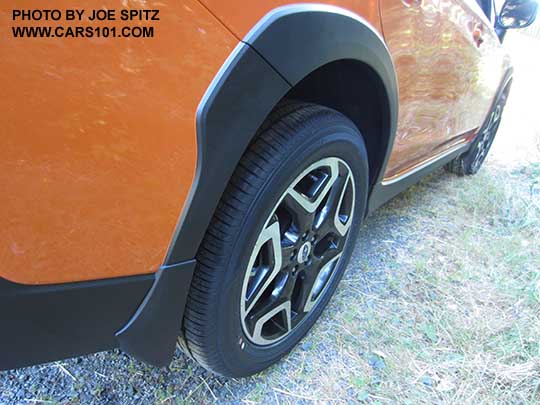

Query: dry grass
left=350, top=166, right=539, bottom=403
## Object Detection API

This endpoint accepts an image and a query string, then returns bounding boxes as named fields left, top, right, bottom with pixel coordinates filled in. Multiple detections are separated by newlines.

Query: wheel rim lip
left=239, top=156, right=356, bottom=346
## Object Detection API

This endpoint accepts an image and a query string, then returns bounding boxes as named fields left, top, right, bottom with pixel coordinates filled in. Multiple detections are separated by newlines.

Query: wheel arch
left=285, top=59, right=392, bottom=189
left=165, top=5, right=399, bottom=265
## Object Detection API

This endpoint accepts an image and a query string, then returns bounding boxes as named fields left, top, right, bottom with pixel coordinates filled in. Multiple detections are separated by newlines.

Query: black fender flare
left=118, top=5, right=399, bottom=366
left=167, top=4, right=399, bottom=264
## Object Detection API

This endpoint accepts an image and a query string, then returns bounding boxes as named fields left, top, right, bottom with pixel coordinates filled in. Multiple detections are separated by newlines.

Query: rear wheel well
left=284, top=59, right=390, bottom=188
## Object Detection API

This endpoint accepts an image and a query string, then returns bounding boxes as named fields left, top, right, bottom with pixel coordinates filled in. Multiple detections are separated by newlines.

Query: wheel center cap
left=298, top=241, right=312, bottom=264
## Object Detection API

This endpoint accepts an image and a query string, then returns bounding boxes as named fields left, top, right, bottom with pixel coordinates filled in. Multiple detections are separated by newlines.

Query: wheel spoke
left=303, top=253, right=341, bottom=313
left=314, top=170, right=355, bottom=238
left=334, top=173, right=355, bottom=236
left=286, top=158, right=339, bottom=214
left=292, top=246, right=341, bottom=315
left=245, top=267, right=299, bottom=344
left=292, top=269, right=319, bottom=315
left=281, top=243, right=297, bottom=264
left=242, top=221, right=283, bottom=317
left=249, top=300, right=292, bottom=345
left=282, top=193, right=316, bottom=232
left=313, top=175, right=344, bottom=232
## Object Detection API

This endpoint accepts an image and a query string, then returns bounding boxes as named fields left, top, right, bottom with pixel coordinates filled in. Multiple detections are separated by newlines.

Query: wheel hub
left=297, top=241, right=312, bottom=264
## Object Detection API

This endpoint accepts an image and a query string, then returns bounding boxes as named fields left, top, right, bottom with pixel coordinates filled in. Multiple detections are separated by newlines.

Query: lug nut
left=291, top=250, right=297, bottom=259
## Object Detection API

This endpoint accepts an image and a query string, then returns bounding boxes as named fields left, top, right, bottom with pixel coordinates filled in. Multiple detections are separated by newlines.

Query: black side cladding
left=115, top=260, right=196, bottom=367
left=0, top=275, right=153, bottom=371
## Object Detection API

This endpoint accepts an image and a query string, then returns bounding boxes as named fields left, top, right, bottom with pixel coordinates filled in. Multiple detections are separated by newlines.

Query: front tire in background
left=183, top=102, right=369, bottom=377
left=446, top=88, right=509, bottom=176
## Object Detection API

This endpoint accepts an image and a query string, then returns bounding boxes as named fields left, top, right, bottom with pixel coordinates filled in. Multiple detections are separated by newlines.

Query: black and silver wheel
left=241, top=157, right=355, bottom=346
left=183, top=102, right=369, bottom=377
left=446, top=88, right=509, bottom=176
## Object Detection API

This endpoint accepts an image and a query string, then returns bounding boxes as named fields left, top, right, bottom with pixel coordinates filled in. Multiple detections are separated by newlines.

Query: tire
left=445, top=88, right=509, bottom=176
left=183, top=102, right=369, bottom=377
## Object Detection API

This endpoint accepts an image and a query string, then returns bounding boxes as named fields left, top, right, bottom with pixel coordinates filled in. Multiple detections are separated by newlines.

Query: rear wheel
left=183, top=102, right=369, bottom=377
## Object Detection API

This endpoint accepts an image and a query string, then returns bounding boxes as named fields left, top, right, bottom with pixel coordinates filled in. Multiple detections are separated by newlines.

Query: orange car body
left=0, top=0, right=512, bottom=369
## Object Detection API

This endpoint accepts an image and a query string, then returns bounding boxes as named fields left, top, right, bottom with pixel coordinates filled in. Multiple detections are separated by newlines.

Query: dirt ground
left=1, top=32, right=539, bottom=404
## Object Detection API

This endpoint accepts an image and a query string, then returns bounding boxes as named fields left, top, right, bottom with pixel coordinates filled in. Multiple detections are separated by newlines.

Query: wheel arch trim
left=166, top=4, right=399, bottom=265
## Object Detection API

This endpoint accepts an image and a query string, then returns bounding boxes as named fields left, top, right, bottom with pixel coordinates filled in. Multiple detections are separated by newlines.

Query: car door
left=379, top=0, right=507, bottom=179
left=450, top=0, right=511, bottom=136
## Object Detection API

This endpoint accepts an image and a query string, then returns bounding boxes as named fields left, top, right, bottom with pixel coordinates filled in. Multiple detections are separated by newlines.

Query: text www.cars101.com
left=12, top=25, right=154, bottom=38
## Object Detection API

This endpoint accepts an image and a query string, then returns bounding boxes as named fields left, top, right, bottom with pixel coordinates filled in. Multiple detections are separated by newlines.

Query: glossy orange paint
left=0, top=0, right=237, bottom=284
left=199, top=0, right=383, bottom=39
left=380, top=0, right=510, bottom=178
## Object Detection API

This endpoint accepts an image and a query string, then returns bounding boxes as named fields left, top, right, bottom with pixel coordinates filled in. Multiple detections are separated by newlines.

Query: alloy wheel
left=240, top=157, right=356, bottom=346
